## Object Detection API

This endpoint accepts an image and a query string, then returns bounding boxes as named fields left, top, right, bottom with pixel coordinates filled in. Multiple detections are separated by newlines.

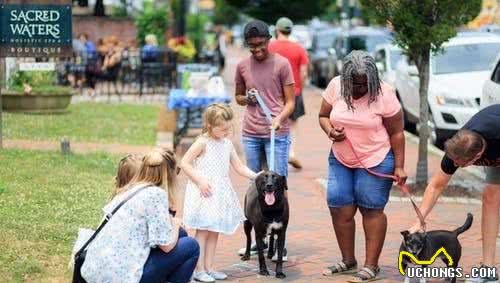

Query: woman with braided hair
left=318, top=50, right=407, bottom=282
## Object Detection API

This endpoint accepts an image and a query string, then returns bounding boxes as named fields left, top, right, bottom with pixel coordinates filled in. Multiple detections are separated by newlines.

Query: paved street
left=173, top=47, right=499, bottom=282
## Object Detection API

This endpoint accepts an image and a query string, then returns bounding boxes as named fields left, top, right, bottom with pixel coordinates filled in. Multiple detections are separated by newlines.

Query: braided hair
left=340, top=50, right=382, bottom=111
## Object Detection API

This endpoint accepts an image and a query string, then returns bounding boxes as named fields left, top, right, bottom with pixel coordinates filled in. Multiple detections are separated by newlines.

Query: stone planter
left=2, top=90, right=73, bottom=113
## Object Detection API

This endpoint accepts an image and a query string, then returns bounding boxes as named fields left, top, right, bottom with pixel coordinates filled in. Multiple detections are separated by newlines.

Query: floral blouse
left=81, top=184, right=175, bottom=283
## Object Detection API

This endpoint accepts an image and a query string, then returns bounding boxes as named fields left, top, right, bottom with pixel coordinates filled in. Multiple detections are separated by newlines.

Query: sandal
left=347, top=266, right=382, bottom=282
left=322, top=260, right=357, bottom=276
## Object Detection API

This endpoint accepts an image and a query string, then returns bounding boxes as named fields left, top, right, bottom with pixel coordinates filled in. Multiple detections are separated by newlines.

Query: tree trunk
left=416, top=51, right=431, bottom=185
left=94, top=0, right=105, bottom=16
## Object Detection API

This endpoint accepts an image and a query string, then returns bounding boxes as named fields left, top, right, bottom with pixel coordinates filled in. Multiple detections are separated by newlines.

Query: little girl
left=180, top=103, right=258, bottom=282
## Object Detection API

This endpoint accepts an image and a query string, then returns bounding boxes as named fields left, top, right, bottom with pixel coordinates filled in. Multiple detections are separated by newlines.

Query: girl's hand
left=394, top=167, right=408, bottom=185
left=198, top=180, right=213, bottom=198
left=250, top=170, right=263, bottom=180
left=328, top=126, right=345, bottom=142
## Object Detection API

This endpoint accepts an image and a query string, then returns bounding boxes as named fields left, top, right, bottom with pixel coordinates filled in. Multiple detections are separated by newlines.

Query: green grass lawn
left=0, top=149, right=118, bottom=282
left=4, top=102, right=160, bottom=145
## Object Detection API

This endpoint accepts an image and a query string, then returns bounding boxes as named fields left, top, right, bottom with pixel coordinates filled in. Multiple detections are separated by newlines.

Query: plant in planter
left=2, top=70, right=74, bottom=113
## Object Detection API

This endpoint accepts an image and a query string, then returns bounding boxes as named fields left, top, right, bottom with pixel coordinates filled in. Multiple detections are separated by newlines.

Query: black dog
left=399, top=213, right=473, bottom=283
left=241, top=171, right=289, bottom=279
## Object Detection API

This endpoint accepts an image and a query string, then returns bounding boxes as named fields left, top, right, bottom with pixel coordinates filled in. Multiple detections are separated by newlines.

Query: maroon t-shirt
left=235, top=53, right=295, bottom=138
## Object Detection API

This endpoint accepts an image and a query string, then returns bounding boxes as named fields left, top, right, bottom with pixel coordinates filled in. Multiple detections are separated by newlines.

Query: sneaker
left=271, top=248, right=288, bottom=262
left=193, top=271, right=215, bottom=283
left=207, top=270, right=228, bottom=280
left=466, top=264, right=498, bottom=283
left=237, top=242, right=268, bottom=256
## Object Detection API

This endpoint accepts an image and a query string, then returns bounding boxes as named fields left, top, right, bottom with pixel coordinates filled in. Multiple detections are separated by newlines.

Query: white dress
left=183, top=137, right=245, bottom=234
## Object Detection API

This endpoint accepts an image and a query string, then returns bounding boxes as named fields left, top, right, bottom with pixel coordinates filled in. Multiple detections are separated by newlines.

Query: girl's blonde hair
left=116, top=147, right=178, bottom=206
left=109, top=153, right=143, bottom=200
left=202, top=103, right=234, bottom=135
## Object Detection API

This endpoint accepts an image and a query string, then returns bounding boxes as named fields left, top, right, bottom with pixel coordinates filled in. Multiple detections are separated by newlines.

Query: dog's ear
left=400, top=230, right=410, bottom=239
left=280, top=175, right=288, bottom=191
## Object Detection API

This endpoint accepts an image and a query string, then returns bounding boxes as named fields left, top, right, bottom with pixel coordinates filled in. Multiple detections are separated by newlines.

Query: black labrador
left=241, top=170, right=289, bottom=279
left=399, top=213, right=473, bottom=283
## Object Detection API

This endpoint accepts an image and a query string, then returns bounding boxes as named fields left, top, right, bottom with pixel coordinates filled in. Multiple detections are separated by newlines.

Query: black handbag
left=72, top=186, right=149, bottom=283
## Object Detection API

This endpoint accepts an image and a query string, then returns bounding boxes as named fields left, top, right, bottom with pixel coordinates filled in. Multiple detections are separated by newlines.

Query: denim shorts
left=242, top=134, right=290, bottom=177
left=326, top=150, right=395, bottom=209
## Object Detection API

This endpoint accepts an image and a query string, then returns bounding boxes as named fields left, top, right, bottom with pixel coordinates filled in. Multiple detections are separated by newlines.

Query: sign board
left=19, top=61, right=55, bottom=71
left=0, top=0, right=72, bottom=57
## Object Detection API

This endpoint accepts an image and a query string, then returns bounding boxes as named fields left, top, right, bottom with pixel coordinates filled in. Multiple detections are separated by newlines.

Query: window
left=375, top=49, right=387, bottom=71
left=492, top=60, right=500, bottom=84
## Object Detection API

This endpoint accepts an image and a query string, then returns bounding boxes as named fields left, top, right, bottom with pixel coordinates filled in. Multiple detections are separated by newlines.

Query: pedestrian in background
left=269, top=17, right=309, bottom=170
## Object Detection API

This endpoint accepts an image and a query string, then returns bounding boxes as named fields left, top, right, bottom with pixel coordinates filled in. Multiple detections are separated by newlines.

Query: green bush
left=187, top=13, right=211, bottom=53
left=7, top=71, right=72, bottom=95
left=135, top=2, right=169, bottom=46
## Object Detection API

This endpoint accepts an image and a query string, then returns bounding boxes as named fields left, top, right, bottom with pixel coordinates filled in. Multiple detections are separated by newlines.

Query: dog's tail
left=453, top=213, right=473, bottom=236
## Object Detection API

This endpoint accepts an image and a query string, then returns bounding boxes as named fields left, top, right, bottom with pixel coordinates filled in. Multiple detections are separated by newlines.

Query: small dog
left=241, top=171, right=289, bottom=279
left=400, top=213, right=473, bottom=283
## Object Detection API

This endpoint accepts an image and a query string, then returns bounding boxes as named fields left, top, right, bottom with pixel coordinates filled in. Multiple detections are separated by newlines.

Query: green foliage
left=319, top=2, right=341, bottom=22
left=135, top=2, right=169, bottom=46
left=226, top=0, right=330, bottom=24
left=359, top=0, right=481, bottom=63
left=4, top=103, right=159, bottom=145
left=7, top=71, right=72, bottom=95
left=212, top=0, right=240, bottom=26
left=0, top=149, right=117, bottom=282
left=111, top=0, right=129, bottom=18
left=187, top=13, right=211, bottom=53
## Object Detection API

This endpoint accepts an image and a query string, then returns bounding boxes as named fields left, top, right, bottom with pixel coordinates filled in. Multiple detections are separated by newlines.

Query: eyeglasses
left=246, top=40, right=268, bottom=50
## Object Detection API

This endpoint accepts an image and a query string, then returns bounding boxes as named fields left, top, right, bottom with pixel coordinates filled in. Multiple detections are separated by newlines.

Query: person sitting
left=81, top=148, right=200, bottom=283
left=141, top=34, right=161, bottom=63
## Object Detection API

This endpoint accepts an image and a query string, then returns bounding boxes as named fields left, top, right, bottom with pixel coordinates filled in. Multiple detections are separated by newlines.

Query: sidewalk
left=176, top=47, right=498, bottom=282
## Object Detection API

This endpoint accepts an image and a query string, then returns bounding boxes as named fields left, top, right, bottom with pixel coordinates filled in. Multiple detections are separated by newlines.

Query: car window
left=492, top=60, right=500, bottom=84
left=431, top=43, right=500, bottom=74
left=347, top=35, right=391, bottom=53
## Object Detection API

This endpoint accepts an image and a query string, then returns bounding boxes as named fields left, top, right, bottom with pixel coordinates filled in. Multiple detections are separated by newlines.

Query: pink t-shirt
left=235, top=53, right=295, bottom=138
left=322, top=76, right=401, bottom=168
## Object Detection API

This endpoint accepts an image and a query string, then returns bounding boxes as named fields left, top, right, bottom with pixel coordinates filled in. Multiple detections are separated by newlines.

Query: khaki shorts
left=485, top=167, right=500, bottom=184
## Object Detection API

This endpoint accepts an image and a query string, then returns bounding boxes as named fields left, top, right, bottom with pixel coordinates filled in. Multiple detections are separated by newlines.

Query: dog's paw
left=276, top=272, right=286, bottom=279
left=240, top=254, right=250, bottom=261
left=259, top=269, right=270, bottom=276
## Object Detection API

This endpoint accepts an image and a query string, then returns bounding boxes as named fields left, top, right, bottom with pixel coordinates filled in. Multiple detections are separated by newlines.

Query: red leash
left=343, top=137, right=427, bottom=232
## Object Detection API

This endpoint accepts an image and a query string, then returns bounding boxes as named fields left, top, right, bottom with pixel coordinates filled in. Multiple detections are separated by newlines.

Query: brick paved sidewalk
left=173, top=47, right=499, bottom=282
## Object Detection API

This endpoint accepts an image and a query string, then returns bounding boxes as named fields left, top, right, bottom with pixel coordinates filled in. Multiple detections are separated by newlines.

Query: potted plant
left=2, top=70, right=74, bottom=113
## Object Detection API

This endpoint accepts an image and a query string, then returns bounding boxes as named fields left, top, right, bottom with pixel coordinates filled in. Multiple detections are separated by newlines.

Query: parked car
left=329, top=27, right=393, bottom=76
left=290, top=24, right=313, bottom=50
left=373, top=44, right=404, bottom=87
left=482, top=54, right=500, bottom=107
left=479, top=24, right=500, bottom=35
left=309, top=27, right=341, bottom=87
left=395, top=33, right=500, bottom=145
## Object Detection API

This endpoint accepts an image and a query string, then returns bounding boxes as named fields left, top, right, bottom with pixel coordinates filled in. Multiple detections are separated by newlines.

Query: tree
left=135, top=2, right=170, bottom=46
left=213, top=0, right=240, bottom=26
left=226, top=0, right=330, bottom=23
left=94, top=0, right=105, bottom=16
left=359, top=0, right=481, bottom=185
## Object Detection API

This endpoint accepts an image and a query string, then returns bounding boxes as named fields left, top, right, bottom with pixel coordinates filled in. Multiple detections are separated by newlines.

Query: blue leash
left=252, top=91, right=275, bottom=171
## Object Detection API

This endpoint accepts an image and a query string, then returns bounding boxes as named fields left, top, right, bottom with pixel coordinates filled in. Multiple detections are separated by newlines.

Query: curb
left=315, top=178, right=482, bottom=205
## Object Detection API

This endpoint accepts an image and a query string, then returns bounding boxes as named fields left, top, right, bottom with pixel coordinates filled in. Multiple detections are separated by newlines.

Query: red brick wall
left=72, top=16, right=137, bottom=44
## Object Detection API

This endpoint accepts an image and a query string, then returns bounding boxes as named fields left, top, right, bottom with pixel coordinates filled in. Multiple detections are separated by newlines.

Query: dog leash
left=252, top=90, right=276, bottom=171
left=343, top=137, right=427, bottom=232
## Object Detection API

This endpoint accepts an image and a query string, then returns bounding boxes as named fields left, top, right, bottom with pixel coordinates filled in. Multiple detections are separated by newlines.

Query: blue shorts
left=242, top=134, right=290, bottom=177
left=326, top=150, right=395, bottom=209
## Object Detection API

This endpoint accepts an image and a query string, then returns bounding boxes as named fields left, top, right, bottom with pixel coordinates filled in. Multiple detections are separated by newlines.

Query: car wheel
left=428, top=112, right=445, bottom=148
left=396, top=92, right=416, bottom=133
